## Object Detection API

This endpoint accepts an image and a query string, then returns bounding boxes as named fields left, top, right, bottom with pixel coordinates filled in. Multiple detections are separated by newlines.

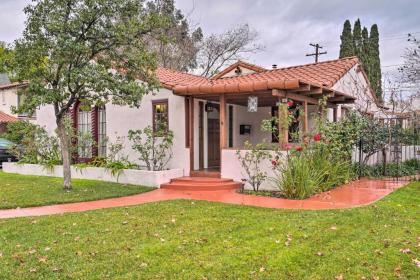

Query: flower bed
left=2, top=162, right=183, bottom=187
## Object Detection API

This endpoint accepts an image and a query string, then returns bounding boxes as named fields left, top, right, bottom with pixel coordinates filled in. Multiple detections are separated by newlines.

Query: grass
left=0, top=182, right=419, bottom=279
left=0, top=172, right=153, bottom=209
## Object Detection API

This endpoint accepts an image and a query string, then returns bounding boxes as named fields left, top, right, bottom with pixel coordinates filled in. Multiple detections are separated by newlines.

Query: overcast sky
left=1, top=0, right=419, bottom=77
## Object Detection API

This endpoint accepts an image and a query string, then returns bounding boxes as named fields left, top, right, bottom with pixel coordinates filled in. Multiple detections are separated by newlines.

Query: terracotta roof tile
left=156, top=57, right=359, bottom=95
left=0, top=111, right=19, bottom=123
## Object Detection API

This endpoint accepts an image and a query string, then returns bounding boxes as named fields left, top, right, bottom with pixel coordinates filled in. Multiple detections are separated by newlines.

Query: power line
left=306, top=43, right=327, bottom=63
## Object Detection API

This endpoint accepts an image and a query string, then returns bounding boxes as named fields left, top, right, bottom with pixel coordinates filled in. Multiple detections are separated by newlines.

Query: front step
left=190, top=171, right=221, bottom=178
left=161, top=176, right=240, bottom=191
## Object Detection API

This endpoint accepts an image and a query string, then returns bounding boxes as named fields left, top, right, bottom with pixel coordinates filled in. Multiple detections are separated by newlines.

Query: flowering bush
left=236, top=141, right=271, bottom=192
left=270, top=135, right=352, bottom=199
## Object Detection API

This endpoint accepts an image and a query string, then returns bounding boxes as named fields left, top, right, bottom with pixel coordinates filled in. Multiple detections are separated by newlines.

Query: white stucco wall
left=3, top=162, right=183, bottom=187
left=332, top=64, right=381, bottom=118
left=36, top=88, right=190, bottom=175
left=221, top=149, right=284, bottom=190
left=0, top=88, right=18, bottom=116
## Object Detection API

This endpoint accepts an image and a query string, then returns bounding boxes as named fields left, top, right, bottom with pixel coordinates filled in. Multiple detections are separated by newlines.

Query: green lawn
left=0, top=182, right=418, bottom=279
left=0, top=172, right=153, bottom=209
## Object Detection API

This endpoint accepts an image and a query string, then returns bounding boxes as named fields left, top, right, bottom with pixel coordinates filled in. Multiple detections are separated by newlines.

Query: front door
left=207, top=118, right=220, bottom=168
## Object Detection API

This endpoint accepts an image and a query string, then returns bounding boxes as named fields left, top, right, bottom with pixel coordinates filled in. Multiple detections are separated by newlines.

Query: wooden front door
left=207, top=118, right=220, bottom=168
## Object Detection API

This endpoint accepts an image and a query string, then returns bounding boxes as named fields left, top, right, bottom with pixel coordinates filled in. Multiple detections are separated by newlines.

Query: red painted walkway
left=0, top=178, right=410, bottom=219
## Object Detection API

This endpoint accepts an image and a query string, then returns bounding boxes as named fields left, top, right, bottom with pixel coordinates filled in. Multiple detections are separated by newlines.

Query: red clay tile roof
left=156, top=68, right=208, bottom=90
left=0, top=111, right=19, bottom=123
left=156, top=57, right=360, bottom=96
left=211, top=60, right=267, bottom=79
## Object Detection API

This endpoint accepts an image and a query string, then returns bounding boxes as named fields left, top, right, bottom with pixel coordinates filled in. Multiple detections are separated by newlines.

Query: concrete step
left=190, top=171, right=221, bottom=178
left=161, top=177, right=240, bottom=191
left=171, top=177, right=233, bottom=184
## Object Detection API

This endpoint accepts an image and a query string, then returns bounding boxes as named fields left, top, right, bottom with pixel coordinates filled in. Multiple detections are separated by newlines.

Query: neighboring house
left=35, top=56, right=380, bottom=178
left=0, top=74, right=32, bottom=121
left=0, top=111, right=18, bottom=134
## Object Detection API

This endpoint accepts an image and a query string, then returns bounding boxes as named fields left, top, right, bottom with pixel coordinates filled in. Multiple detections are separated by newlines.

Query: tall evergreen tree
left=339, top=20, right=354, bottom=58
left=361, top=27, right=370, bottom=75
left=353, top=19, right=362, bottom=59
left=369, top=24, right=382, bottom=99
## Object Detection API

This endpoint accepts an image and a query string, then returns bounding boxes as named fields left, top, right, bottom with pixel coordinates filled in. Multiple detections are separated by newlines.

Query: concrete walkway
left=0, top=178, right=410, bottom=219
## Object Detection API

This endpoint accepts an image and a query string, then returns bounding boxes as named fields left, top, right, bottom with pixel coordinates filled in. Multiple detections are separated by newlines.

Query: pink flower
left=283, top=143, right=293, bottom=150
left=287, top=101, right=294, bottom=107
left=271, top=160, right=278, bottom=166
left=295, top=146, right=303, bottom=152
left=313, top=134, right=321, bottom=142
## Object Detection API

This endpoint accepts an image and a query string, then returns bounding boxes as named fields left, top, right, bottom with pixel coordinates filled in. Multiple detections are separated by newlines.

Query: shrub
left=271, top=143, right=352, bottom=199
left=354, top=158, right=420, bottom=178
left=236, top=141, right=271, bottom=192
left=8, top=125, right=61, bottom=168
left=128, top=125, right=174, bottom=171
left=271, top=152, right=323, bottom=199
left=0, top=121, right=39, bottom=144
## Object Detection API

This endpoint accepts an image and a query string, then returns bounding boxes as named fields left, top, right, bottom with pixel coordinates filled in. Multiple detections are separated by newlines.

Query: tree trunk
left=56, top=117, right=72, bottom=191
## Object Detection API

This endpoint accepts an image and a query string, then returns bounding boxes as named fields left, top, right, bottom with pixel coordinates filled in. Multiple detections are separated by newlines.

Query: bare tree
left=400, top=34, right=420, bottom=84
left=196, top=24, right=264, bottom=78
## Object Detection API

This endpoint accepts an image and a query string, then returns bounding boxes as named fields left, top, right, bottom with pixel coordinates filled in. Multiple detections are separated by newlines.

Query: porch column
left=189, top=96, right=194, bottom=172
left=303, top=101, right=308, bottom=133
left=219, top=94, right=227, bottom=149
left=333, top=107, right=338, bottom=122
left=278, top=98, right=289, bottom=147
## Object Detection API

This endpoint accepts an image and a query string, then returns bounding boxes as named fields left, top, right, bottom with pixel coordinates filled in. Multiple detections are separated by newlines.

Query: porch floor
left=0, top=178, right=413, bottom=219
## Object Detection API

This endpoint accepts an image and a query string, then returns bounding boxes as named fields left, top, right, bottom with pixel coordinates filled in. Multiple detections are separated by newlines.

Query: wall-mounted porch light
left=205, top=102, right=214, bottom=113
left=247, top=96, right=258, bottom=112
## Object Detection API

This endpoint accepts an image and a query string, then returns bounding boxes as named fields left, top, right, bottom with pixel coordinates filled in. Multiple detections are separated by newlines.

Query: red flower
left=287, top=100, right=294, bottom=107
left=313, top=134, right=321, bottom=142
left=271, top=160, right=278, bottom=166
left=295, top=146, right=303, bottom=152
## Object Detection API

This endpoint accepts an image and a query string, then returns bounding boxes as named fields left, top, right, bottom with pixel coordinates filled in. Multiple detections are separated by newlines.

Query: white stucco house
left=32, top=56, right=381, bottom=182
left=0, top=74, right=34, bottom=133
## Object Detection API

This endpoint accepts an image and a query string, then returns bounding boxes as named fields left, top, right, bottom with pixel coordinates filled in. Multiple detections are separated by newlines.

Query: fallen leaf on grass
left=259, top=267, right=265, bottom=272
left=122, top=221, right=128, bottom=225
left=44, top=247, right=51, bottom=252
left=38, top=256, right=48, bottom=263
left=140, top=262, right=148, bottom=268
left=315, top=252, right=323, bottom=256
left=400, top=248, right=411, bottom=254
left=330, top=226, right=338, bottom=230
left=28, top=249, right=37, bottom=255
left=394, top=265, right=401, bottom=278
left=29, top=268, right=37, bottom=273
left=374, top=249, right=384, bottom=256
left=335, top=274, right=343, bottom=280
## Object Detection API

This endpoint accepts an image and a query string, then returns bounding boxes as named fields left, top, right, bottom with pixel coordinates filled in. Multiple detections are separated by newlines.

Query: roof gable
left=211, top=60, right=267, bottom=79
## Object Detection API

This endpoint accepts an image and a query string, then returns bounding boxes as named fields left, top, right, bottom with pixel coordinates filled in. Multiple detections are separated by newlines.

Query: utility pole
left=306, top=43, right=327, bottom=63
